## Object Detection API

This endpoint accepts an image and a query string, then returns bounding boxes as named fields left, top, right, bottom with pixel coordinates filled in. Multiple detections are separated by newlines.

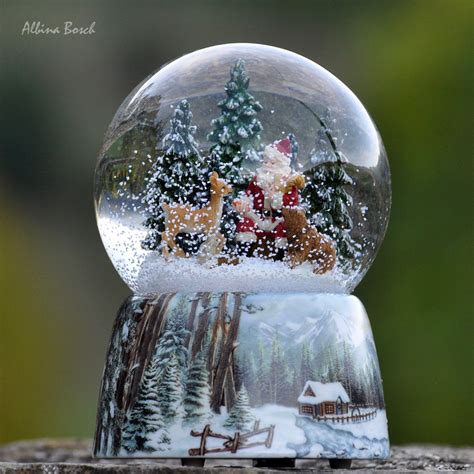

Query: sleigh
left=188, top=420, right=275, bottom=456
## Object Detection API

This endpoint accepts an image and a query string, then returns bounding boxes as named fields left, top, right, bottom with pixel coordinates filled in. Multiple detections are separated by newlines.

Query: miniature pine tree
left=224, top=384, right=254, bottom=431
left=122, top=356, right=169, bottom=453
left=304, top=161, right=357, bottom=261
left=183, top=351, right=211, bottom=424
left=141, top=99, right=208, bottom=250
left=303, top=117, right=359, bottom=263
left=208, top=59, right=263, bottom=191
left=157, top=353, right=184, bottom=421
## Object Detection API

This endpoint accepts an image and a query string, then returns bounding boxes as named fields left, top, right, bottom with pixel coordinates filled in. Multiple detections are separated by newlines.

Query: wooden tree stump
left=0, top=439, right=472, bottom=472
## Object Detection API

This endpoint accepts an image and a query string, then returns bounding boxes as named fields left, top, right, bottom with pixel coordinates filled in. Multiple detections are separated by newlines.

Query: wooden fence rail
left=314, top=409, right=377, bottom=424
left=189, top=420, right=274, bottom=456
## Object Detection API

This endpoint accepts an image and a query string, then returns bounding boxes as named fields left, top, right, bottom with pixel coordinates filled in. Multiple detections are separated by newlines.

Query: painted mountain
left=236, top=293, right=385, bottom=409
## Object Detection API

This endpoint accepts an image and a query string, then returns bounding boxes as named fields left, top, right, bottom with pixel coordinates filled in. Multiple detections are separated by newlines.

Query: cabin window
left=325, top=404, right=335, bottom=414
left=301, top=405, right=313, bottom=414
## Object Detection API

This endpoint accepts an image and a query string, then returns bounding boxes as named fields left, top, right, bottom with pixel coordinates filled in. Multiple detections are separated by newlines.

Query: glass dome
left=94, top=43, right=391, bottom=294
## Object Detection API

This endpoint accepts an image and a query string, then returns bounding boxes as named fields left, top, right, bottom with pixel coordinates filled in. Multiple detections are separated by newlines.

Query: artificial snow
left=97, top=214, right=357, bottom=294
left=138, top=253, right=350, bottom=294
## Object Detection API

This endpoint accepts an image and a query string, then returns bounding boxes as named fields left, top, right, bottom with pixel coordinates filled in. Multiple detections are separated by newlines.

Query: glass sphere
left=94, top=43, right=391, bottom=294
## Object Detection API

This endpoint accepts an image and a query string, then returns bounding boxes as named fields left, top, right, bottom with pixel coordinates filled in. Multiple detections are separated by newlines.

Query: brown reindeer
left=282, top=207, right=336, bottom=274
left=161, top=172, right=232, bottom=258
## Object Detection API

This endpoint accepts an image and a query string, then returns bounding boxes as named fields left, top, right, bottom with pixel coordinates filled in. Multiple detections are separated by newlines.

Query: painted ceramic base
left=94, top=292, right=389, bottom=459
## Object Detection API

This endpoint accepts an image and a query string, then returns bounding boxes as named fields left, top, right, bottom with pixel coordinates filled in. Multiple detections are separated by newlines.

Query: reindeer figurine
left=161, top=171, right=232, bottom=259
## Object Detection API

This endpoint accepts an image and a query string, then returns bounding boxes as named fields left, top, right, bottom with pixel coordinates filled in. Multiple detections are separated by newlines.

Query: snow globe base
left=94, top=292, right=389, bottom=460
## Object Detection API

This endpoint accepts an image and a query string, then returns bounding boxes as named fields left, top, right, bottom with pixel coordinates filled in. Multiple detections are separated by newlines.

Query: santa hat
left=273, top=138, right=292, bottom=157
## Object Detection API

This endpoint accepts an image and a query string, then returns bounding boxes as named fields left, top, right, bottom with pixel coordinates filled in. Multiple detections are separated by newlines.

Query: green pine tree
left=183, top=351, right=211, bottom=424
left=207, top=59, right=264, bottom=254
left=122, top=356, right=169, bottom=453
left=157, top=353, right=184, bottom=421
left=224, top=384, right=254, bottom=431
left=303, top=119, right=359, bottom=263
left=154, top=298, right=190, bottom=381
left=208, top=59, right=263, bottom=191
left=141, top=99, right=208, bottom=251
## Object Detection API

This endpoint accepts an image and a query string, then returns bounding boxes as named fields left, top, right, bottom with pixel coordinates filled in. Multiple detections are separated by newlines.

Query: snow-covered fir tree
left=304, top=161, right=358, bottom=262
left=303, top=115, right=359, bottom=263
left=154, top=298, right=190, bottom=381
left=122, top=356, right=170, bottom=453
left=208, top=59, right=263, bottom=191
left=157, top=353, right=184, bottom=421
left=224, top=384, right=254, bottom=431
left=141, top=99, right=208, bottom=251
left=183, top=351, right=211, bottom=424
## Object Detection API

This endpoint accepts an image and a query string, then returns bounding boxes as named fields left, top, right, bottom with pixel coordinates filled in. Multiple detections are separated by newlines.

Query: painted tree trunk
left=191, top=293, right=212, bottom=358
left=210, top=293, right=242, bottom=413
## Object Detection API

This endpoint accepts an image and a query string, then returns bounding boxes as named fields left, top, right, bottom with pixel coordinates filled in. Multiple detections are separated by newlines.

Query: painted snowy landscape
left=94, top=293, right=389, bottom=459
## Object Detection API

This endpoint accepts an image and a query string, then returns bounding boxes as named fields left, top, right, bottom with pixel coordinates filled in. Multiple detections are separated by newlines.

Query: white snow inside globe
left=94, top=43, right=391, bottom=294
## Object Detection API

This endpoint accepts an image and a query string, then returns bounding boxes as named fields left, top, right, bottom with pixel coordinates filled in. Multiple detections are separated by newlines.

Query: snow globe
left=94, top=43, right=391, bottom=468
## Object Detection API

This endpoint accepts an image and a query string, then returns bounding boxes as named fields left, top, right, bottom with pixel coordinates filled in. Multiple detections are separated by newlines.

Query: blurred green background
left=1, top=0, right=472, bottom=446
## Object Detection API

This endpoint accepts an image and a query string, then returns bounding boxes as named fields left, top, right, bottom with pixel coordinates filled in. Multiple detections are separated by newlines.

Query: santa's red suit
left=235, top=138, right=300, bottom=249
left=236, top=177, right=299, bottom=247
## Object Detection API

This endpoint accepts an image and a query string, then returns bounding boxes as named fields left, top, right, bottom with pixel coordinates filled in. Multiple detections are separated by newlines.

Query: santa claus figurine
left=233, top=138, right=305, bottom=258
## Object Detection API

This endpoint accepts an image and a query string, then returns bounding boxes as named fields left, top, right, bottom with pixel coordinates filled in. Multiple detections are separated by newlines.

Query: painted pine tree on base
left=183, top=351, right=211, bottom=424
left=224, top=385, right=254, bottom=431
left=121, top=356, right=169, bottom=453
left=157, top=353, right=184, bottom=422
left=154, top=298, right=189, bottom=382
left=141, top=99, right=208, bottom=252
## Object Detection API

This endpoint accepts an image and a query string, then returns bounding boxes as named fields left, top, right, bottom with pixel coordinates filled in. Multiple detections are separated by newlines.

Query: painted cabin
left=298, top=381, right=350, bottom=417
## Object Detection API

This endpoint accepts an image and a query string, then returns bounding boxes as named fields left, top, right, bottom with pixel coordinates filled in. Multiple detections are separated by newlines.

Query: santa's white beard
left=256, top=169, right=287, bottom=192
left=256, top=146, right=292, bottom=191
